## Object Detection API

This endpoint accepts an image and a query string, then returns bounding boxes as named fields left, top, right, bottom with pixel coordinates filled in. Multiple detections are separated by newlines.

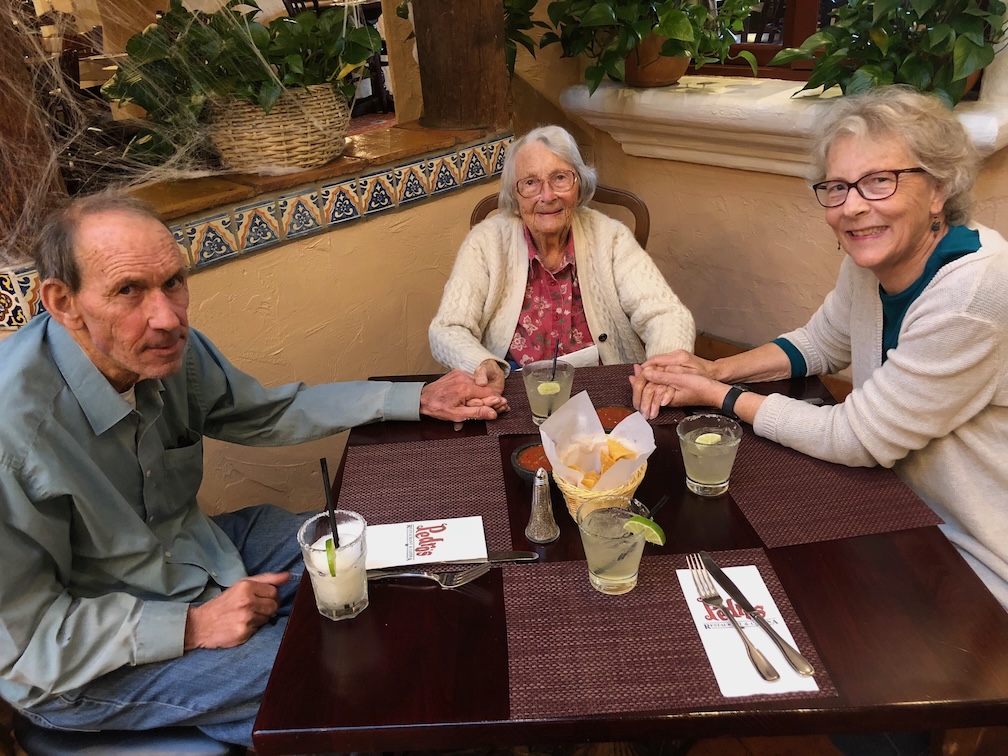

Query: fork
left=366, top=562, right=491, bottom=590
left=687, top=553, right=780, bottom=681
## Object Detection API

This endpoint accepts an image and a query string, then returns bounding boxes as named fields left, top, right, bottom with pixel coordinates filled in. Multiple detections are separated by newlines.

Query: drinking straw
left=319, top=457, right=339, bottom=547
left=550, top=340, right=560, bottom=380
left=648, top=494, right=671, bottom=519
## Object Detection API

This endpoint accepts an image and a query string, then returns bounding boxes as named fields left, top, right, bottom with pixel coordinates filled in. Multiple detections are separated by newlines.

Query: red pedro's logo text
left=414, top=523, right=447, bottom=557
left=702, top=598, right=766, bottom=622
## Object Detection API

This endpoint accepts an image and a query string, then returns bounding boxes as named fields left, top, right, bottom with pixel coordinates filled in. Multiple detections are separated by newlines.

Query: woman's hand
left=474, top=358, right=507, bottom=394
left=630, top=363, right=724, bottom=420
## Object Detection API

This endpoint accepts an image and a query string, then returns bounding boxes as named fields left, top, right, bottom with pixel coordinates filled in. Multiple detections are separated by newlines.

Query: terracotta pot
left=624, top=34, right=690, bottom=87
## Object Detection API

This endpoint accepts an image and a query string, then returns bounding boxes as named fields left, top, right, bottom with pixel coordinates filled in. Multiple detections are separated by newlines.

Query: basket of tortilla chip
left=540, top=391, right=656, bottom=519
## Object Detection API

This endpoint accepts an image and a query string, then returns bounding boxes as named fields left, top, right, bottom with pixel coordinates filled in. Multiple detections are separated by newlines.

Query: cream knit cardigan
left=429, top=208, right=695, bottom=374
left=755, top=224, right=1008, bottom=608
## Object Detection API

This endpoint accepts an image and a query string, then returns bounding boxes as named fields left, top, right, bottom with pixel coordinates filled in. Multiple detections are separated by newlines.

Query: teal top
left=0, top=315, right=423, bottom=709
left=775, top=225, right=982, bottom=375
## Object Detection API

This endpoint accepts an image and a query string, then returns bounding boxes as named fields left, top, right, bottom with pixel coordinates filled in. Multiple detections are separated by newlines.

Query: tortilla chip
left=581, top=471, right=601, bottom=490
left=606, top=437, right=634, bottom=462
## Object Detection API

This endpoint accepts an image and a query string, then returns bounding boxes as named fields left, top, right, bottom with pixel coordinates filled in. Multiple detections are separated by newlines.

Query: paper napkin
left=365, top=515, right=488, bottom=570
left=676, top=565, right=820, bottom=697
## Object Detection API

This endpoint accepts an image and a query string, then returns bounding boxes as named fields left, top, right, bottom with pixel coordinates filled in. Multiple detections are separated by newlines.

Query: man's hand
left=420, top=369, right=509, bottom=423
left=474, top=359, right=506, bottom=394
left=184, top=572, right=289, bottom=651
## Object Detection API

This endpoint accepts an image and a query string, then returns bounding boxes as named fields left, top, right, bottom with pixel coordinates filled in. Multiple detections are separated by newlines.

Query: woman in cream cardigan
left=429, top=125, right=695, bottom=392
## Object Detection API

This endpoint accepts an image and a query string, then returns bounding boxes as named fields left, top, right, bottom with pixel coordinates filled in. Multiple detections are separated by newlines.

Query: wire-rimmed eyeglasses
left=812, top=168, right=929, bottom=208
left=516, top=170, right=578, bottom=199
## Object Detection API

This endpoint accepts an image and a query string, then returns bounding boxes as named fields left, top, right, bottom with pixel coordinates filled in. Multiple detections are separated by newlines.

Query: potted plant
left=539, top=0, right=758, bottom=94
left=768, top=0, right=1008, bottom=107
left=102, top=0, right=381, bottom=170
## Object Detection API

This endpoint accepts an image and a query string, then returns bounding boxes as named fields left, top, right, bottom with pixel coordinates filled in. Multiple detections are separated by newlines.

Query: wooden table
left=253, top=370, right=1008, bottom=754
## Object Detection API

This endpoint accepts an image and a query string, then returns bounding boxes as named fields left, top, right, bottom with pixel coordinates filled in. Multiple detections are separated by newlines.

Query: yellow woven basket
left=555, top=462, right=647, bottom=520
left=210, top=84, right=350, bottom=172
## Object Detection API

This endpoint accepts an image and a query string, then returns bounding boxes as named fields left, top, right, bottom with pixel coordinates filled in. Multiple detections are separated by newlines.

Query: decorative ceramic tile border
left=1, top=134, right=512, bottom=331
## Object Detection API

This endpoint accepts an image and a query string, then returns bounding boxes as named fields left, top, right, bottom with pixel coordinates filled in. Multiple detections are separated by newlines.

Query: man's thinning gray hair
left=809, top=85, right=978, bottom=226
left=497, top=125, right=598, bottom=216
left=34, top=192, right=162, bottom=292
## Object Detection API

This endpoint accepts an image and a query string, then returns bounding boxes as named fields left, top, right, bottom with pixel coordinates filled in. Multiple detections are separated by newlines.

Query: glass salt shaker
left=525, top=467, right=560, bottom=543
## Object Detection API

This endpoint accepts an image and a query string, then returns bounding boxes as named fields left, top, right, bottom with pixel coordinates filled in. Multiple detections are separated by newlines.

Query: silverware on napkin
left=366, top=550, right=538, bottom=579
left=699, top=551, right=815, bottom=676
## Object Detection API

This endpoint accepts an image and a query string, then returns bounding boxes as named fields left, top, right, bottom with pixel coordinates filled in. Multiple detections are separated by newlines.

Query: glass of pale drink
left=297, top=510, right=368, bottom=621
left=521, top=359, right=575, bottom=425
left=575, top=503, right=647, bottom=595
left=676, top=413, right=743, bottom=497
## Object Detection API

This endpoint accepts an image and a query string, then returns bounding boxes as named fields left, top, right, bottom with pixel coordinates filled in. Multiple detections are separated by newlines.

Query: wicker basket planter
left=210, top=84, right=350, bottom=172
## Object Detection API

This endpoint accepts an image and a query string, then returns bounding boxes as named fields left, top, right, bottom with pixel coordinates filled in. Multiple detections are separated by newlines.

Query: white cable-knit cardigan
left=754, top=224, right=1008, bottom=608
left=429, top=208, right=695, bottom=374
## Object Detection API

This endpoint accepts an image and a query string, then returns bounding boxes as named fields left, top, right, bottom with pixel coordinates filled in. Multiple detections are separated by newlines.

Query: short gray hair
left=497, top=125, right=598, bottom=216
left=809, top=85, right=978, bottom=226
left=34, top=192, right=163, bottom=292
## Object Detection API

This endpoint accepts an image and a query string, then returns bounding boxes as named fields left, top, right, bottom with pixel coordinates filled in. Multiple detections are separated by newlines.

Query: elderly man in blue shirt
left=0, top=193, right=508, bottom=747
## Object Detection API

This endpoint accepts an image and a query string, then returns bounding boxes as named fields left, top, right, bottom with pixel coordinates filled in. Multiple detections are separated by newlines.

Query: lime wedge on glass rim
left=537, top=381, right=562, bottom=396
left=325, top=536, right=337, bottom=576
left=624, top=515, right=666, bottom=545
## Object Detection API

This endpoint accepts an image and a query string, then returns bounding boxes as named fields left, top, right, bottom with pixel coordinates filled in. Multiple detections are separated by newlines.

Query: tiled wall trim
left=1, top=134, right=512, bottom=331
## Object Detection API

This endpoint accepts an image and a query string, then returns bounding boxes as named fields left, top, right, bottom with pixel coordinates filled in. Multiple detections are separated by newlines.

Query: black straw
left=550, top=340, right=560, bottom=380
left=648, top=494, right=670, bottom=519
left=320, top=457, right=339, bottom=548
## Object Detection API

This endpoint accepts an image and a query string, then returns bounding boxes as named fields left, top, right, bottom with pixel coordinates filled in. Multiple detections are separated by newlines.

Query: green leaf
left=257, top=80, right=283, bottom=113
left=585, top=64, right=605, bottom=94
left=873, top=0, right=903, bottom=25
left=654, top=9, right=693, bottom=43
left=580, top=3, right=619, bottom=27
left=846, top=64, right=894, bottom=94
left=953, top=34, right=994, bottom=80
left=868, top=27, right=889, bottom=55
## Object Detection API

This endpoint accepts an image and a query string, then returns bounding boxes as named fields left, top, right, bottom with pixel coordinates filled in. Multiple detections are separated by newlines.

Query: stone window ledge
left=0, top=124, right=512, bottom=331
left=560, top=70, right=1008, bottom=178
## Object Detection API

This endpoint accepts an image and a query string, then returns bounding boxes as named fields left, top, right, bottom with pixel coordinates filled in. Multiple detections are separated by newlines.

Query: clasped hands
left=419, top=360, right=509, bottom=425
left=630, top=351, right=723, bottom=420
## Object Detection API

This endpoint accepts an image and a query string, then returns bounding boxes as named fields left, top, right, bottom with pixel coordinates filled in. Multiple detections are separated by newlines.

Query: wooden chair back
left=469, top=184, right=651, bottom=248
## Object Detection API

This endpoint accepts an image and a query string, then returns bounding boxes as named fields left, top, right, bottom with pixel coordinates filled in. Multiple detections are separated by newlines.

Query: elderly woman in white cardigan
left=428, top=125, right=695, bottom=393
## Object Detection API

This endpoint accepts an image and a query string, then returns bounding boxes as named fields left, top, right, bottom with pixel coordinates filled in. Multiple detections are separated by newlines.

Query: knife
left=367, top=551, right=538, bottom=578
left=699, top=551, right=815, bottom=676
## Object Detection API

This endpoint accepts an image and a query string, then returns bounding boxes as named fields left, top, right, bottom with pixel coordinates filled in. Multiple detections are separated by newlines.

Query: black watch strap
left=721, top=385, right=748, bottom=419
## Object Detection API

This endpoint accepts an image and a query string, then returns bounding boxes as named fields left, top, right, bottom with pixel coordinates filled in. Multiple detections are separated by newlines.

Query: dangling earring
left=837, top=240, right=842, bottom=252
left=931, top=217, right=942, bottom=235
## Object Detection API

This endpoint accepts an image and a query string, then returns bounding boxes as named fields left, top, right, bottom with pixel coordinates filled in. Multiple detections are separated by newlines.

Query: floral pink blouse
left=508, top=227, right=595, bottom=367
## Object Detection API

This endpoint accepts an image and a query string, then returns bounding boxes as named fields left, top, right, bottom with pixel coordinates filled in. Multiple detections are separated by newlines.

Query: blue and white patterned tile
left=13, top=265, right=43, bottom=318
left=394, top=161, right=430, bottom=205
left=234, top=199, right=282, bottom=253
left=458, top=147, right=491, bottom=185
left=359, top=170, right=397, bottom=215
left=485, top=138, right=509, bottom=176
left=425, top=155, right=462, bottom=194
left=186, top=213, right=239, bottom=268
left=320, top=179, right=363, bottom=226
left=278, top=190, right=324, bottom=240
left=170, top=224, right=193, bottom=267
left=0, top=269, right=29, bottom=330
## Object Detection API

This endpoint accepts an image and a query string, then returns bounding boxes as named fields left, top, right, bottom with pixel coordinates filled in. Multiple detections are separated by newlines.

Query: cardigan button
left=598, top=333, right=608, bottom=342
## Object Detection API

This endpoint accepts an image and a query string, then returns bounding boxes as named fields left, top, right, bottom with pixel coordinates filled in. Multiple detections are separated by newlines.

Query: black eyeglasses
left=812, top=168, right=929, bottom=208
left=516, top=170, right=578, bottom=199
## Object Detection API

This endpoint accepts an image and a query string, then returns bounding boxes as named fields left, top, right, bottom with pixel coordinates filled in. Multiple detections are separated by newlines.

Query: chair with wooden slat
left=469, top=184, right=651, bottom=249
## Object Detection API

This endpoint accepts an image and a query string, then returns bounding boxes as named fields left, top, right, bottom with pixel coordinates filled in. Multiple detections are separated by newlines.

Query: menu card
left=365, top=515, right=488, bottom=570
left=676, top=565, right=820, bottom=697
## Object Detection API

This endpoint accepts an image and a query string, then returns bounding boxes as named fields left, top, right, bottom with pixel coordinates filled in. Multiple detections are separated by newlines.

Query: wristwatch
left=721, top=385, right=749, bottom=420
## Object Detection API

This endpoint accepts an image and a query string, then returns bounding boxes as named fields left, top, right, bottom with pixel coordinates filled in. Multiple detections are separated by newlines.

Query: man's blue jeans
left=21, top=504, right=308, bottom=747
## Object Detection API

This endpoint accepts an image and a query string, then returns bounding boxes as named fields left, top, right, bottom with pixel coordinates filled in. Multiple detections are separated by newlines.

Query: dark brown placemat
left=504, top=549, right=835, bottom=720
left=489, top=364, right=684, bottom=435
left=730, top=434, right=943, bottom=548
left=336, top=435, right=512, bottom=551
